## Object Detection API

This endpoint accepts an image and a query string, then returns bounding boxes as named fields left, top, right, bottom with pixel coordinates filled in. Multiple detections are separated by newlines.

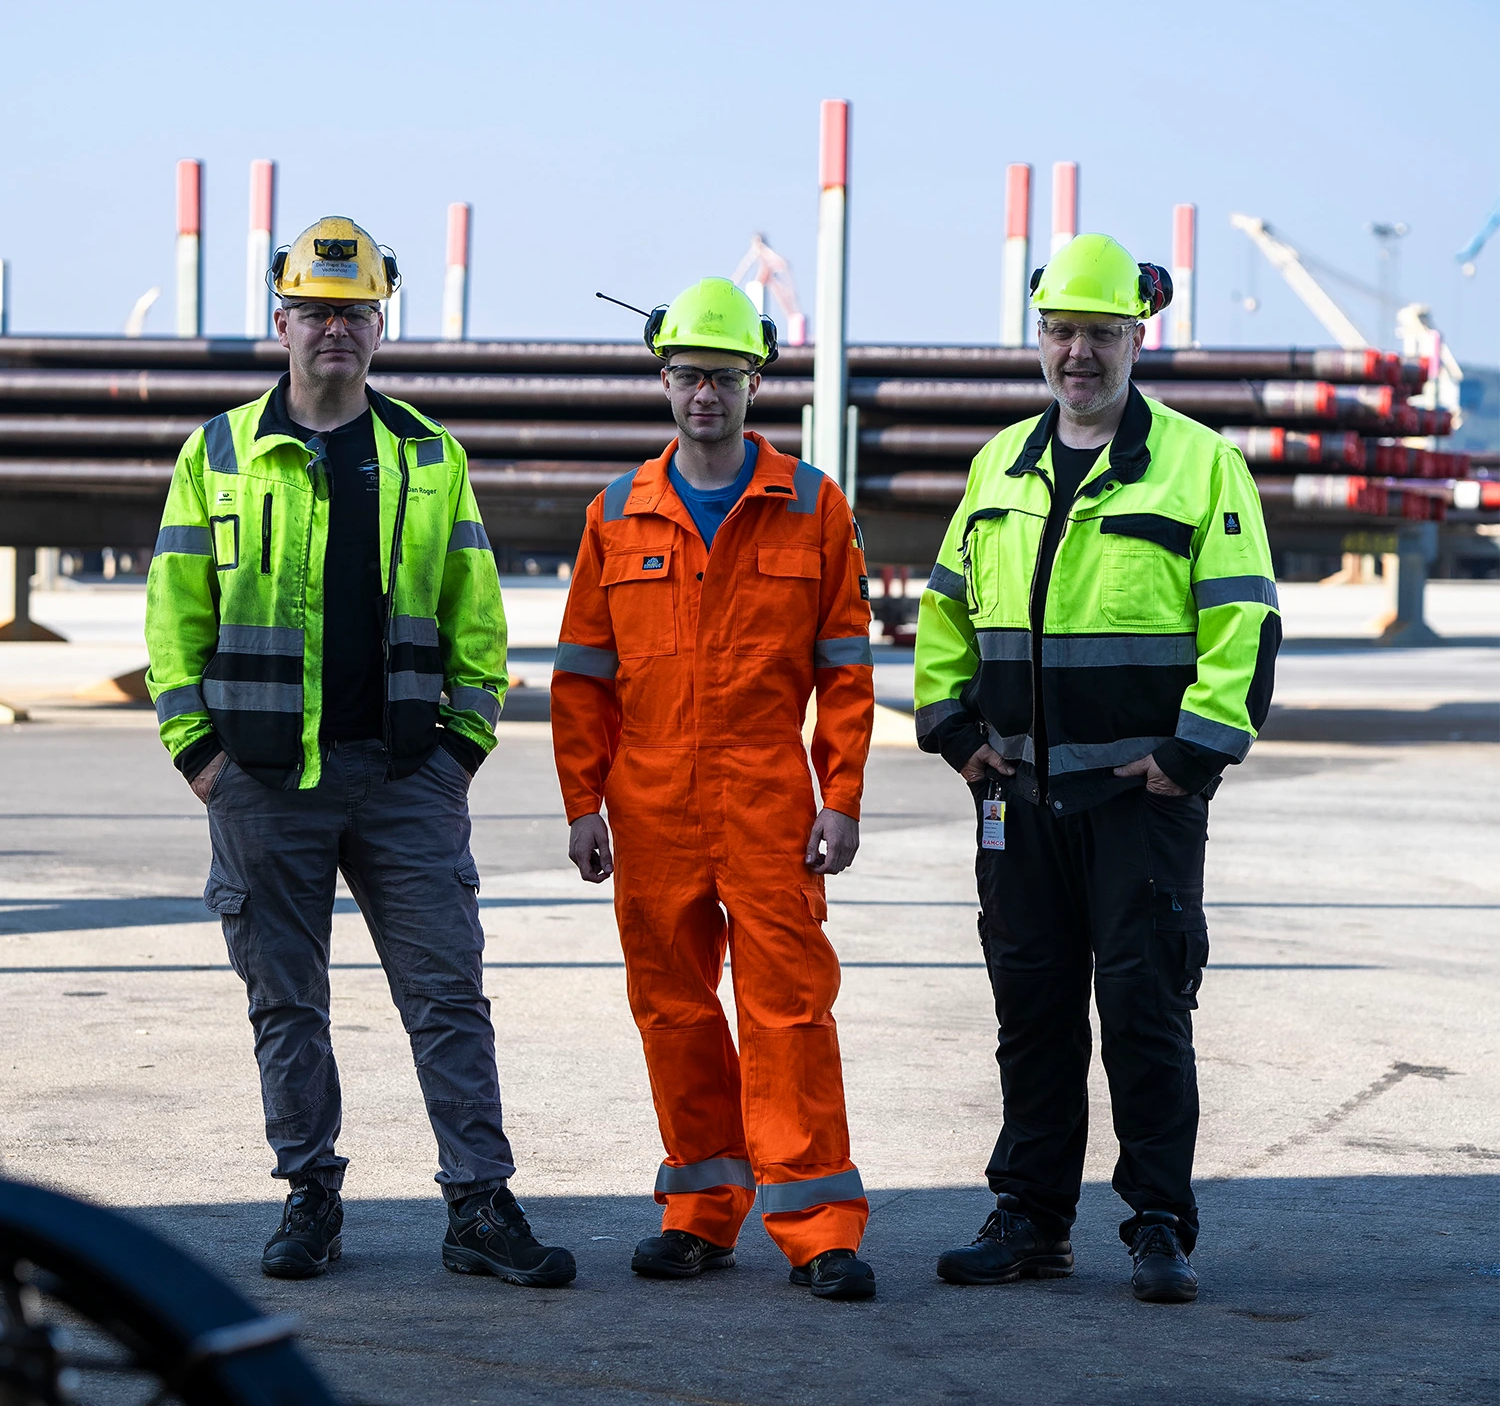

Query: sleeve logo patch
left=642, top=555, right=665, bottom=571
left=1223, top=512, right=1242, bottom=535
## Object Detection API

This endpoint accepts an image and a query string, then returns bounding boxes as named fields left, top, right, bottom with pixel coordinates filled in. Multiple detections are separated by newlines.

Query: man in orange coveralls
left=551, top=278, right=877, bottom=1301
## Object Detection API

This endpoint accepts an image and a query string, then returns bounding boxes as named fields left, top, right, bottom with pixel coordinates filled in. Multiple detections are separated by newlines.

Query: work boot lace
left=1131, top=1223, right=1181, bottom=1263
left=975, top=1208, right=1025, bottom=1245
left=470, top=1190, right=540, bottom=1246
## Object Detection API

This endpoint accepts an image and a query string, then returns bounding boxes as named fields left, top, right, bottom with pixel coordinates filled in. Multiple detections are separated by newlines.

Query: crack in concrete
left=1244, top=1062, right=1460, bottom=1171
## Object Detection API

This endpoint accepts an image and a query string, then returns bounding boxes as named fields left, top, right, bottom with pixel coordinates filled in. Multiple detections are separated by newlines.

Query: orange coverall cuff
left=820, top=796, right=862, bottom=823
left=564, top=799, right=605, bottom=825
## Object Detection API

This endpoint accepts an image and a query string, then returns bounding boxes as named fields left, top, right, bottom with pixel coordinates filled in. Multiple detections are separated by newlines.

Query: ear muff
left=759, top=314, right=779, bottom=366
left=643, top=306, right=668, bottom=356
left=382, top=251, right=401, bottom=295
left=1137, top=263, right=1173, bottom=318
left=268, top=247, right=289, bottom=292
left=1029, top=267, right=1045, bottom=295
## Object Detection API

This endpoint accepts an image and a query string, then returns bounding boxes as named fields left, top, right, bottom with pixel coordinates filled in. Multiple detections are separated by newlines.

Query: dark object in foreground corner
left=0, top=1174, right=341, bottom=1405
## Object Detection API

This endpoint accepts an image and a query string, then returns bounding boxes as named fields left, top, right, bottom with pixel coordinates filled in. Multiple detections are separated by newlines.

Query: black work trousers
left=973, top=782, right=1209, bottom=1252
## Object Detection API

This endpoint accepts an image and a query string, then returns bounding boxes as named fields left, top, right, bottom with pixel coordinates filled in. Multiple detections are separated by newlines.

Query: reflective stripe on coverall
left=551, top=431, right=875, bottom=1264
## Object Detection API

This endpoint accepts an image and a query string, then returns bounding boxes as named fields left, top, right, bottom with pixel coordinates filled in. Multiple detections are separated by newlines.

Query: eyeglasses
left=1038, top=319, right=1139, bottom=349
left=284, top=302, right=381, bottom=329
left=664, top=365, right=753, bottom=393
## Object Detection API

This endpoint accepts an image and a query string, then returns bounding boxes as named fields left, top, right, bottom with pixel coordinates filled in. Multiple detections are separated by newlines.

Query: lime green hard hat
left=649, top=277, right=777, bottom=364
left=1030, top=233, right=1152, bottom=318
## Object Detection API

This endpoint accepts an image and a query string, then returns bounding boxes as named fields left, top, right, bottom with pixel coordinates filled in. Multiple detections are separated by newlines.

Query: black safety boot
left=789, top=1249, right=877, bottom=1300
left=442, top=1186, right=576, bottom=1287
left=1129, top=1213, right=1198, bottom=1303
left=261, top=1179, right=343, bottom=1280
left=936, top=1203, right=1074, bottom=1285
left=631, top=1229, right=737, bottom=1279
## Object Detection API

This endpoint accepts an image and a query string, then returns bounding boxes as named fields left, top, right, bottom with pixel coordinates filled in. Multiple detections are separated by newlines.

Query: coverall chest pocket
left=735, top=544, right=820, bottom=657
left=602, top=548, right=677, bottom=658
left=1099, top=515, right=1194, bottom=628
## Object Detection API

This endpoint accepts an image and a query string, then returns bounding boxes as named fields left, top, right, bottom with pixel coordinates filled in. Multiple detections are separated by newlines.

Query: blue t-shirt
left=668, top=439, right=759, bottom=550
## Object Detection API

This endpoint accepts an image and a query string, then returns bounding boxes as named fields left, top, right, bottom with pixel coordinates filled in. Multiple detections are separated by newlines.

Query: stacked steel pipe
left=0, top=336, right=1492, bottom=559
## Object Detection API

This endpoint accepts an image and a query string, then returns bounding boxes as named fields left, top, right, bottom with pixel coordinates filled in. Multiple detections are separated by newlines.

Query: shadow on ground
left=106, top=1177, right=1498, bottom=1406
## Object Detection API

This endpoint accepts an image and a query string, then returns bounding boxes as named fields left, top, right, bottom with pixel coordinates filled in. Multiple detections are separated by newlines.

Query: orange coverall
left=551, top=431, right=875, bottom=1264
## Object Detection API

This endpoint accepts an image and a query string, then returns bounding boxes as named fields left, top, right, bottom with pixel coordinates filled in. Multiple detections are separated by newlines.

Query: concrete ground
left=2, top=687, right=1498, bottom=1402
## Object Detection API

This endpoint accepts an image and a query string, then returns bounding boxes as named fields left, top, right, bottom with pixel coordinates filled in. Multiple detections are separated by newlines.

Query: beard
left=1042, top=354, right=1131, bottom=417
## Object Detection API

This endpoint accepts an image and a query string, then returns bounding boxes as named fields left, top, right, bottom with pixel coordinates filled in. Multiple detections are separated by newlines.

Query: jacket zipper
left=381, top=438, right=411, bottom=761
left=260, top=493, right=273, bottom=574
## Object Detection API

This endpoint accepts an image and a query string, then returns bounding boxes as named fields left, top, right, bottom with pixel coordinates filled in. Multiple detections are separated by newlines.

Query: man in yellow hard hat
left=915, top=234, right=1280, bottom=1303
left=551, top=278, right=878, bottom=1300
left=145, top=217, right=575, bottom=1288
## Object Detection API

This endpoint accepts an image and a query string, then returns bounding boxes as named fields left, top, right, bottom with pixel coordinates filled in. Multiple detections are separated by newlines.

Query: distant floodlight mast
left=733, top=232, right=806, bottom=346
left=1000, top=164, right=1031, bottom=348
left=244, top=160, right=276, bottom=339
left=176, top=159, right=203, bottom=337
left=442, top=202, right=471, bottom=341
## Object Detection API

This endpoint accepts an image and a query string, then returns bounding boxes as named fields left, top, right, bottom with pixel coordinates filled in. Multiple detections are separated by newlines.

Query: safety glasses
left=284, top=302, right=381, bottom=330
left=663, top=365, right=753, bottom=393
left=1037, top=319, right=1139, bottom=349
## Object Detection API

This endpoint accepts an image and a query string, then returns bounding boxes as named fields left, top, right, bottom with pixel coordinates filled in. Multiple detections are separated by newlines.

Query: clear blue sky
left=3, top=0, right=1497, bottom=363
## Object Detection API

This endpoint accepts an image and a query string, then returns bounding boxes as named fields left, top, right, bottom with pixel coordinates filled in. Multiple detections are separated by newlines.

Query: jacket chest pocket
left=602, top=548, right=677, bottom=658
left=1099, top=515, right=1194, bottom=627
left=735, top=544, right=820, bottom=657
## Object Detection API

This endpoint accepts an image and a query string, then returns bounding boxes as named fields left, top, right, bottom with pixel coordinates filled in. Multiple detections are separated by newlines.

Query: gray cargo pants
left=203, top=737, right=515, bottom=1201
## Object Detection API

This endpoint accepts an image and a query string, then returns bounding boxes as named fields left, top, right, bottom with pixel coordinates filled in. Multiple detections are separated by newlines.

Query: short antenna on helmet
left=595, top=291, right=654, bottom=319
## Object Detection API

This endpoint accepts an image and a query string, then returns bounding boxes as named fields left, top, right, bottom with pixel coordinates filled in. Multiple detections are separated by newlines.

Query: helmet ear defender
left=1137, top=263, right=1173, bottom=317
left=758, top=315, right=779, bottom=366
left=643, top=306, right=668, bottom=356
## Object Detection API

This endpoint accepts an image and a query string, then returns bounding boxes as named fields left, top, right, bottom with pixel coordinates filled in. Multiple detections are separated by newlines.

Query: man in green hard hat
left=914, top=234, right=1281, bottom=1303
left=552, top=277, right=879, bottom=1300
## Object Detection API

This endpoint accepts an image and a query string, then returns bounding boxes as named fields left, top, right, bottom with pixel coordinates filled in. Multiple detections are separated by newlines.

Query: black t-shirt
left=1030, top=438, right=1102, bottom=793
left=293, top=409, right=385, bottom=742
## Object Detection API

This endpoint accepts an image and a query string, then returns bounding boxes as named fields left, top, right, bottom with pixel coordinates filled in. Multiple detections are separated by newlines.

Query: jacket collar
left=254, top=372, right=438, bottom=446
left=620, top=430, right=800, bottom=518
left=1004, top=381, right=1154, bottom=495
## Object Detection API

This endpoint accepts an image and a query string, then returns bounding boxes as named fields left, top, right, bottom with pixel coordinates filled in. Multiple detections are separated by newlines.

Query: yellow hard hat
left=271, top=216, right=398, bottom=301
left=1029, top=233, right=1171, bottom=319
left=648, top=277, right=778, bottom=364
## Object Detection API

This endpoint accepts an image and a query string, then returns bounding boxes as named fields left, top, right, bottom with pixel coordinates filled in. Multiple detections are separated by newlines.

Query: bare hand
left=568, top=813, right=614, bottom=883
left=189, top=751, right=227, bottom=805
left=959, top=742, right=1016, bottom=784
left=1113, top=753, right=1189, bottom=797
left=805, top=808, right=859, bottom=876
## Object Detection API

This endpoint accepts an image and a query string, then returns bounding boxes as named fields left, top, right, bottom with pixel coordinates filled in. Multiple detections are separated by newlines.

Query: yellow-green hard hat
left=648, top=277, right=778, bottom=363
left=271, top=216, right=399, bottom=301
left=1030, top=233, right=1153, bottom=317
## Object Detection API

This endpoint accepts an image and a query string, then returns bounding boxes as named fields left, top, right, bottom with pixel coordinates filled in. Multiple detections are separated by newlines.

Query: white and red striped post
left=176, top=159, right=203, bottom=337
left=786, top=310, right=807, bottom=346
left=1169, top=203, right=1196, bottom=349
left=1143, top=313, right=1164, bottom=350
left=1050, top=161, right=1077, bottom=255
left=1000, top=163, right=1032, bottom=347
left=441, top=202, right=471, bottom=341
left=244, top=159, right=275, bottom=339
left=812, top=99, right=851, bottom=494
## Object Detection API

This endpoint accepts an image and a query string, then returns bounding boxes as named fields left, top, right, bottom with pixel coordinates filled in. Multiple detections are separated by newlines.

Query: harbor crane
left=1230, top=212, right=1460, bottom=428
left=733, top=233, right=807, bottom=345
left=1456, top=195, right=1500, bottom=276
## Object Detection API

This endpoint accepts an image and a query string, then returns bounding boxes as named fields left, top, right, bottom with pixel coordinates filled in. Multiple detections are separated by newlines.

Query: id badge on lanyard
left=981, top=779, right=1006, bottom=851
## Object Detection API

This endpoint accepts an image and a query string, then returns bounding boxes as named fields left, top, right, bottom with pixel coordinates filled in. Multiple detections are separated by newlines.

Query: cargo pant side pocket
left=1152, top=884, right=1209, bottom=1010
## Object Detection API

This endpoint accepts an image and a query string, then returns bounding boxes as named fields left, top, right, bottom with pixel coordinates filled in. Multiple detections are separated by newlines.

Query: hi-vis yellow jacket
left=914, top=386, right=1280, bottom=812
left=145, top=385, right=506, bottom=790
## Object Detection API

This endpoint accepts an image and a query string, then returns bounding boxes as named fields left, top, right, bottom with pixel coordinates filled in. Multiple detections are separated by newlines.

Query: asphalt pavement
left=2, top=708, right=1497, bottom=1404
